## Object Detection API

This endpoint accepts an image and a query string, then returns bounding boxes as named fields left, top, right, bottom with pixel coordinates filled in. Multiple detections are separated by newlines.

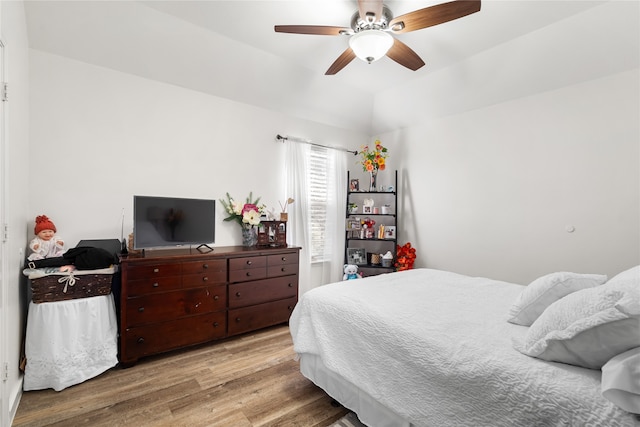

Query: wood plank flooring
left=13, top=325, right=348, bottom=427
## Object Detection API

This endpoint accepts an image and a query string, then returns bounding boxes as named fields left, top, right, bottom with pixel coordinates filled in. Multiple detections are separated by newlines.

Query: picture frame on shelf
left=347, top=247, right=367, bottom=265
left=385, top=226, right=396, bottom=239
left=362, top=206, right=372, bottom=214
left=346, top=219, right=361, bottom=230
left=349, top=179, right=359, bottom=192
left=346, top=219, right=361, bottom=238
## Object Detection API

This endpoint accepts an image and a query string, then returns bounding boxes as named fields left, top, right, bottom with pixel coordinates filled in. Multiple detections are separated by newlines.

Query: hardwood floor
left=13, top=325, right=348, bottom=427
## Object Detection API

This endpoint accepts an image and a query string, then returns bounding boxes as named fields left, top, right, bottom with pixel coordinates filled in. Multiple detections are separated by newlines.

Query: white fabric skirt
left=24, top=293, right=118, bottom=391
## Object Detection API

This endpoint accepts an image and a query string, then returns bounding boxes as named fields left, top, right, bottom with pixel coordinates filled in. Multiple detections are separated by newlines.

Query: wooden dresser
left=119, top=245, right=300, bottom=366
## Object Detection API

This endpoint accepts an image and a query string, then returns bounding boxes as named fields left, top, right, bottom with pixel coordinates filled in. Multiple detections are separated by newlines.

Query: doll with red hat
left=27, top=215, right=66, bottom=261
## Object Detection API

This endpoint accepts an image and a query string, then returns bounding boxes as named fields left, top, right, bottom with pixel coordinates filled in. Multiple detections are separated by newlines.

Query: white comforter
left=290, top=268, right=640, bottom=427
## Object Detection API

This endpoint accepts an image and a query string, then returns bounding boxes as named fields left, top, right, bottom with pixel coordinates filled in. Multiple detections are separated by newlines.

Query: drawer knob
left=288, top=305, right=293, bottom=310
left=281, top=267, right=286, bottom=272
left=203, top=276, right=208, bottom=282
left=281, top=257, right=287, bottom=261
left=235, top=317, right=241, bottom=323
left=214, top=295, right=219, bottom=301
left=213, top=322, right=219, bottom=327
left=203, top=264, right=209, bottom=269
left=246, top=260, right=252, bottom=265
left=152, top=282, right=159, bottom=288
left=153, top=268, right=159, bottom=273
left=138, top=307, right=145, bottom=313
left=288, top=283, right=293, bottom=287
left=246, top=272, right=251, bottom=277
left=236, top=292, right=241, bottom=297
left=137, top=337, right=145, bottom=344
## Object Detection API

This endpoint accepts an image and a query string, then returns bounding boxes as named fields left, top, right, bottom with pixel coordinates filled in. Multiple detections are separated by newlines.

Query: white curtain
left=285, top=140, right=347, bottom=295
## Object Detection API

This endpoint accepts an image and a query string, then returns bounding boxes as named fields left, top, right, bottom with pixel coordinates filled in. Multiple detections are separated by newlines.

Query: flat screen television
left=133, top=195, right=215, bottom=250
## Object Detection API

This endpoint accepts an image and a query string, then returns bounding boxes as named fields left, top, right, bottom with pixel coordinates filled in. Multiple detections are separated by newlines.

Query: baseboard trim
left=8, top=376, right=23, bottom=427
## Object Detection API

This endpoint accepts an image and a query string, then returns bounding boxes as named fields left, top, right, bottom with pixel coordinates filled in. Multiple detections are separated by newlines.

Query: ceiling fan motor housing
left=350, top=5, right=394, bottom=32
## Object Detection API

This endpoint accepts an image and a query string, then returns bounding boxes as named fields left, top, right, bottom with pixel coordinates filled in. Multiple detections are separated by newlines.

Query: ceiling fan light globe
left=349, top=30, right=393, bottom=64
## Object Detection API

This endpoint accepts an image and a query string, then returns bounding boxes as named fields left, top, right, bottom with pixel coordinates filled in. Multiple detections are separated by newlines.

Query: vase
left=369, top=169, right=378, bottom=192
left=241, top=226, right=258, bottom=247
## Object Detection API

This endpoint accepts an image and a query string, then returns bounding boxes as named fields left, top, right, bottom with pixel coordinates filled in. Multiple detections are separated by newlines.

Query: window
left=308, top=145, right=331, bottom=262
left=285, top=137, right=347, bottom=287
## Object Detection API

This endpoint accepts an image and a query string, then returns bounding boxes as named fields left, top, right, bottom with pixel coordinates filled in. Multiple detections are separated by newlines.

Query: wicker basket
left=31, top=273, right=113, bottom=304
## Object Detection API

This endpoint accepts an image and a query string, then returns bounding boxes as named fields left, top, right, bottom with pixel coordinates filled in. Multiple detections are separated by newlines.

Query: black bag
left=63, top=246, right=116, bottom=270
left=25, top=246, right=115, bottom=270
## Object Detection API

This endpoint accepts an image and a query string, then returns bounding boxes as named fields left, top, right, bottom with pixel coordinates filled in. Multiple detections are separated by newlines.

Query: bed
left=289, top=268, right=640, bottom=427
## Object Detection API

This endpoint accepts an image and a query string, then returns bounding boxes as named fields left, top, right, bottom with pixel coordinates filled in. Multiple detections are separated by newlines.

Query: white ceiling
left=23, top=1, right=638, bottom=134
left=141, top=0, right=601, bottom=92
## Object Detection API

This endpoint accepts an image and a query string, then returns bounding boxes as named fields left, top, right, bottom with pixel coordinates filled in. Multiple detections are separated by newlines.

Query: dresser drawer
left=228, top=297, right=297, bottom=336
left=267, top=252, right=299, bottom=267
left=183, top=272, right=226, bottom=288
left=228, top=276, right=298, bottom=308
left=126, top=263, right=182, bottom=281
left=123, top=312, right=226, bottom=361
left=182, top=259, right=226, bottom=275
left=127, top=275, right=182, bottom=297
left=229, top=256, right=267, bottom=271
left=126, top=286, right=227, bottom=327
left=267, top=263, right=298, bottom=278
left=229, top=267, right=267, bottom=283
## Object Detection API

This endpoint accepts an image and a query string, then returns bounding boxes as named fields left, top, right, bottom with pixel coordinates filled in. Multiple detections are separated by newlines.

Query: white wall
left=28, top=50, right=367, bottom=249
left=1, top=0, right=30, bottom=424
left=382, top=68, right=639, bottom=284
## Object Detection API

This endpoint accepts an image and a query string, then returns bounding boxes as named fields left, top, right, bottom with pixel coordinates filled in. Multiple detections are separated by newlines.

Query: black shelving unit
left=344, top=170, right=398, bottom=277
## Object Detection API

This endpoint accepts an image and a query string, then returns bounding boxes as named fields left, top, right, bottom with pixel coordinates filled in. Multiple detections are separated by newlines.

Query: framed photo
left=385, top=226, right=396, bottom=239
left=347, top=247, right=366, bottom=265
left=346, top=219, right=361, bottom=231
left=349, top=179, right=359, bottom=192
left=362, top=206, right=372, bottom=214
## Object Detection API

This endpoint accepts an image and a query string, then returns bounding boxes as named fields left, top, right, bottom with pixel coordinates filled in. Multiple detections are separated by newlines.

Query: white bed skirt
left=24, top=293, right=119, bottom=391
left=300, top=353, right=412, bottom=427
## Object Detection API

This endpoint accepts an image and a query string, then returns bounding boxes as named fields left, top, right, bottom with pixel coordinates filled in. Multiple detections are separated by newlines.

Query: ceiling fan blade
left=274, top=25, right=351, bottom=36
left=389, top=0, right=481, bottom=34
left=386, top=39, right=426, bottom=71
left=358, top=0, right=383, bottom=23
left=325, top=48, right=357, bottom=75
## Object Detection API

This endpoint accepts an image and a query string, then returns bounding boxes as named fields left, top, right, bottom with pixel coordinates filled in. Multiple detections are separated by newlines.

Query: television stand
left=196, top=243, right=214, bottom=253
left=118, top=245, right=301, bottom=366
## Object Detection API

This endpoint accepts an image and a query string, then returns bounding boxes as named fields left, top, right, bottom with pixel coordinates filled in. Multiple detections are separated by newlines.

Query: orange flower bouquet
left=358, top=140, right=388, bottom=172
left=358, top=140, right=389, bottom=191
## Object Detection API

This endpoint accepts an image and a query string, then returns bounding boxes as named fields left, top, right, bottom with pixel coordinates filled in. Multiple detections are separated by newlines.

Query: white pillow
left=514, top=279, right=640, bottom=369
left=507, top=272, right=607, bottom=326
left=602, top=347, right=640, bottom=414
left=607, top=265, right=640, bottom=286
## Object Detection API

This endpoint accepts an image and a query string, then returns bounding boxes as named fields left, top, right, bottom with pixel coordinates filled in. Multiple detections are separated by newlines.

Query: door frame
left=0, top=35, right=9, bottom=427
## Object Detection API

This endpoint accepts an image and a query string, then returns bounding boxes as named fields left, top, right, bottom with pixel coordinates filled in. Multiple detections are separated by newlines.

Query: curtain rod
left=276, top=134, right=358, bottom=156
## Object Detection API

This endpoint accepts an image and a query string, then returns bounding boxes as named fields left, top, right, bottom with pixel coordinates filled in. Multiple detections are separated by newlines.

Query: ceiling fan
left=274, top=0, right=481, bottom=75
